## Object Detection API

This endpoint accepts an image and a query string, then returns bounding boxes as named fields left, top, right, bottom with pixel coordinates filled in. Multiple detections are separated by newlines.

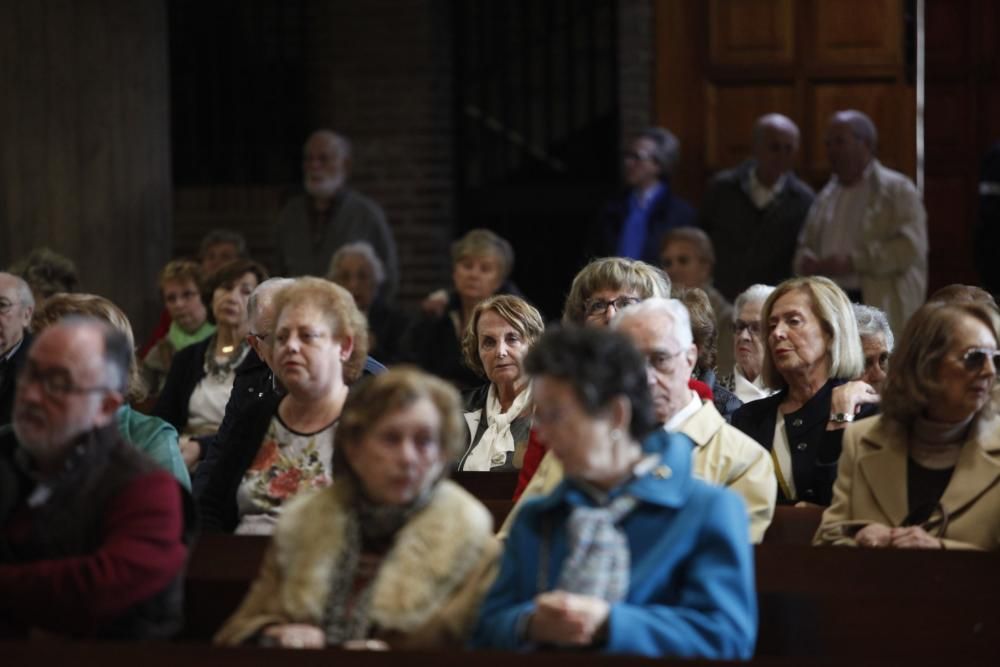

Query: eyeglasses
left=584, top=296, right=640, bottom=318
left=644, top=349, right=681, bottom=374
left=733, top=320, right=762, bottom=337
left=0, top=298, right=24, bottom=315
left=250, top=331, right=270, bottom=343
left=622, top=149, right=654, bottom=162
left=959, top=348, right=1000, bottom=372
left=19, top=361, right=114, bottom=399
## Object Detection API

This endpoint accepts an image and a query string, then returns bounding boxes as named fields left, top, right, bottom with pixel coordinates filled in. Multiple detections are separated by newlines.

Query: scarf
left=556, top=493, right=638, bottom=602
left=166, top=320, right=215, bottom=352
left=463, top=383, right=532, bottom=471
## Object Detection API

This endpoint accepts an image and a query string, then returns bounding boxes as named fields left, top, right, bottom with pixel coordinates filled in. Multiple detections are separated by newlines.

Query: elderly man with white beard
left=274, top=130, right=399, bottom=298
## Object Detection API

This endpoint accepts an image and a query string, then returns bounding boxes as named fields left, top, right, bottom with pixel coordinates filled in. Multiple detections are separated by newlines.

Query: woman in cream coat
left=816, top=301, right=1000, bottom=550
left=215, top=368, right=499, bottom=649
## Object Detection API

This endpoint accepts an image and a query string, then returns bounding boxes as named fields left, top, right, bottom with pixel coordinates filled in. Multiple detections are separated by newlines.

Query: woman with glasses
left=731, top=277, right=875, bottom=507
left=198, top=277, right=367, bottom=534
left=816, top=301, right=1000, bottom=550
left=722, top=284, right=777, bottom=404
left=561, top=257, right=671, bottom=327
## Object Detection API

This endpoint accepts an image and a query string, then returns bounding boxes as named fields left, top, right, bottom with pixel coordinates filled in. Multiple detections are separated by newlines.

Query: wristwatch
left=829, top=412, right=854, bottom=424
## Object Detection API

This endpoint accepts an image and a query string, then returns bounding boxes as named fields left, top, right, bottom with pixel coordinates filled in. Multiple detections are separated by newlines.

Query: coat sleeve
left=0, top=471, right=187, bottom=635
left=722, top=435, right=777, bottom=544
left=813, top=425, right=865, bottom=546
left=851, top=176, right=928, bottom=277
left=470, top=506, right=542, bottom=650
left=602, top=491, right=757, bottom=660
left=792, top=190, right=825, bottom=275
left=213, top=542, right=295, bottom=645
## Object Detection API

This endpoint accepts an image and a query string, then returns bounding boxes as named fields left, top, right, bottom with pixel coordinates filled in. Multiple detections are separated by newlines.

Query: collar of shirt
left=748, top=168, right=787, bottom=209
left=663, top=391, right=702, bottom=433
left=632, top=182, right=664, bottom=209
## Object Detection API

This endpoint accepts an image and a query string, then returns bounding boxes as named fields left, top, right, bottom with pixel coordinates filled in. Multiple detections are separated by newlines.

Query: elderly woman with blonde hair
left=199, top=277, right=368, bottom=533
left=457, top=295, right=545, bottom=471
left=816, top=301, right=1000, bottom=550
left=30, top=292, right=191, bottom=488
left=216, top=368, right=499, bottom=649
left=562, top=257, right=671, bottom=327
left=731, top=276, right=874, bottom=506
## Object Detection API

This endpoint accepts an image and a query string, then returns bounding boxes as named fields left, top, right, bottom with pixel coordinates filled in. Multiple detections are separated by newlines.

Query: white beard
left=305, top=175, right=344, bottom=200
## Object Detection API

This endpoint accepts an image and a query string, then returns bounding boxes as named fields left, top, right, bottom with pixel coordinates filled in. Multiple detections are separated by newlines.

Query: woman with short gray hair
left=722, top=284, right=777, bottom=403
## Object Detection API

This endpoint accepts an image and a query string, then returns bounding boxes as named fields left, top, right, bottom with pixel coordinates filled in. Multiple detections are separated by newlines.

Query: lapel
left=938, top=414, right=1000, bottom=517
left=856, top=420, right=909, bottom=526
left=679, top=400, right=723, bottom=448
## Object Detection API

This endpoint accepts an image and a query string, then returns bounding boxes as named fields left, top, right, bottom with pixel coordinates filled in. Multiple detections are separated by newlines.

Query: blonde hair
left=159, top=259, right=203, bottom=293
left=333, top=367, right=465, bottom=492
left=562, top=257, right=671, bottom=325
left=760, top=277, right=864, bottom=390
left=270, top=277, right=369, bottom=384
left=31, top=292, right=146, bottom=403
left=461, top=295, right=545, bottom=378
left=450, top=229, right=514, bottom=280
left=882, top=301, right=1000, bottom=428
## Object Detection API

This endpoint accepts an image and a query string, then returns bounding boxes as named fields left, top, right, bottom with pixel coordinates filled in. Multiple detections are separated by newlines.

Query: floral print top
left=235, top=414, right=336, bottom=535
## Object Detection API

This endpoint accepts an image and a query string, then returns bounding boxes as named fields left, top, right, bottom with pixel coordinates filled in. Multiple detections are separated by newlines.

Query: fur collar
left=270, top=479, right=493, bottom=632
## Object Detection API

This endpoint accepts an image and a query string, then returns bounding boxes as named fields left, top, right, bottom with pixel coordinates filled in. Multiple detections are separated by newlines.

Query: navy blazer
left=731, top=379, right=877, bottom=506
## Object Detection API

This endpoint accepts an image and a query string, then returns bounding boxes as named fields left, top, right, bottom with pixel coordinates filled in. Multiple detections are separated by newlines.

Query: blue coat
left=471, top=430, right=757, bottom=659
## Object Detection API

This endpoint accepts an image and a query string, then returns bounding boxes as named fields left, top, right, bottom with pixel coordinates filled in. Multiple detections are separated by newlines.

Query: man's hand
left=528, top=591, right=610, bottom=646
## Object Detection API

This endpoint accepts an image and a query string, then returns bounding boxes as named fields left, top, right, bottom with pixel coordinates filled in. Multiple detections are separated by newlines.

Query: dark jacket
left=0, top=331, right=31, bottom=427
left=698, top=161, right=814, bottom=301
left=152, top=336, right=211, bottom=432
left=594, top=182, right=695, bottom=265
left=699, top=369, right=743, bottom=423
left=367, top=297, right=411, bottom=365
left=0, top=424, right=193, bottom=639
left=730, top=379, right=877, bottom=506
left=197, top=388, right=281, bottom=533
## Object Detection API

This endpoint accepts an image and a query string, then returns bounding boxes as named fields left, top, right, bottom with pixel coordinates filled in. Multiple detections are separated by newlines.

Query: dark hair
left=675, top=287, right=718, bottom=373
left=524, top=325, right=657, bottom=442
left=9, top=247, right=79, bottom=299
left=198, top=229, right=248, bottom=260
left=202, top=258, right=269, bottom=324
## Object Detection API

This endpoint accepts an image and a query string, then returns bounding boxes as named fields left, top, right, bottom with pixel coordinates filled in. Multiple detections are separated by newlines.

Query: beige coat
left=815, top=413, right=1000, bottom=550
left=501, top=400, right=775, bottom=543
left=215, top=480, right=500, bottom=647
left=794, top=160, right=927, bottom=334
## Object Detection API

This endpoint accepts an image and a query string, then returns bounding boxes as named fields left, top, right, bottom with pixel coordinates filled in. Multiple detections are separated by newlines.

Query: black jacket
left=152, top=337, right=211, bottom=432
left=731, top=379, right=877, bottom=506
left=0, top=331, right=31, bottom=427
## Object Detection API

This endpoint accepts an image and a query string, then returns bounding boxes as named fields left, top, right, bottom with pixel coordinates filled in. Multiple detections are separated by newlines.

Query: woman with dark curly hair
left=473, top=326, right=756, bottom=658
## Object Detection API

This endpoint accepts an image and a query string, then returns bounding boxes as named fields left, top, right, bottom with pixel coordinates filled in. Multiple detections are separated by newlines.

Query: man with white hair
left=795, top=110, right=928, bottom=334
left=0, top=272, right=35, bottom=426
left=613, top=298, right=776, bottom=542
left=852, top=303, right=894, bottom=394
left=700, top=114, right=815, bottom=300
left=274, top=130, right=399, bottom=298
left=0, top=318, right=190, bottom=637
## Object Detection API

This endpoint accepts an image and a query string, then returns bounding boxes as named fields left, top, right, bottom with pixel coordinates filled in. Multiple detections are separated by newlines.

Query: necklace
left=204, top=335, right=250, bottom=381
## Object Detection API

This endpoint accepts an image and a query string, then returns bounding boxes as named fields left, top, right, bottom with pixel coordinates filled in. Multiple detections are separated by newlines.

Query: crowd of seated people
left=3, top=109, right=1000, bottom=661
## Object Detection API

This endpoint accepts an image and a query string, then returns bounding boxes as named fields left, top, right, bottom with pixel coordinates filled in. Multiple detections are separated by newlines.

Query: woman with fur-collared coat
left=215, top=368, right=499, bottom=649
left=816, top=301, right=1000, bottom=550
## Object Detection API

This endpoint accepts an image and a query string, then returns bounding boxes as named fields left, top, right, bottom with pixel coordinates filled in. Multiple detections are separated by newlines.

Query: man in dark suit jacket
left=0, top=273, right=34, bottom=427
left=594, top=127, right=695, bottom=265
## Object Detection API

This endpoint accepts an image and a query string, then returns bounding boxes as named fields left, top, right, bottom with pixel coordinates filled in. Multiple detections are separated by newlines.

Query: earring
left=610, top=428, right=624, bottom=443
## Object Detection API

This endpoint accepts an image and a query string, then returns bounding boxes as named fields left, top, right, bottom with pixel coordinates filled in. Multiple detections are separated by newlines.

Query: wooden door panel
left=808, top=0, right=901, bottom=67
left=709, top=0, right=794, bottom=66
left=705, top=83, right=797, bottom=169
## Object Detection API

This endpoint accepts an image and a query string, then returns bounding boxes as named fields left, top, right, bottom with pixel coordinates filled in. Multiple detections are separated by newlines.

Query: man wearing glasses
left=0, top=273, right=34, bottom=427
left=592, top=127, right=695, bottom=264
left=0, top=318, right=190, bottom=638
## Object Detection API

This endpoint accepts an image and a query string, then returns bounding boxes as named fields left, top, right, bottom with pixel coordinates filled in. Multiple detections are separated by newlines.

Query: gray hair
left=0, top=272, right=35, bottom=310
left=248, top=277, right=295, bottom=328
left=832, top=110, right=878, bottom=152
left=307, top=129, right=352, bottom=161
left=638, top=127, right=681, bottom=177
left=853, top=303, right=894, bottom=352
left=611, top=296, right=694, bottom=350
left=327, top=241, right=386, bottom=286
left=732, top=284, right=776, bottom=324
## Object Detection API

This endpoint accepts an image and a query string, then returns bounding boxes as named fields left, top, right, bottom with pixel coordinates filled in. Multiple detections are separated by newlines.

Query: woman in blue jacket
left=472, top=325, right=756, bottom=659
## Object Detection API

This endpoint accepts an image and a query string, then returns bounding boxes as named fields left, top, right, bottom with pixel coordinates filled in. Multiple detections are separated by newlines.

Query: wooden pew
left=183, top=535, right=1000, bottom=660
left=761, top=505, right=824, bottom=545
left=450, top=471, right=519, bottom=500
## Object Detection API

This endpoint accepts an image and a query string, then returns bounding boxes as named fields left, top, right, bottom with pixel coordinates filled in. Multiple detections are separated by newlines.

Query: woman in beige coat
left=215, top=368, right=499, bottom=649
left=816, top=300, right=1000, bottom=550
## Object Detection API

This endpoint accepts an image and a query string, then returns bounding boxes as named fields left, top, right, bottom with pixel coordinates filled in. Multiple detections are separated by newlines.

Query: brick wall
left=618, top=0, right=655, bottom=145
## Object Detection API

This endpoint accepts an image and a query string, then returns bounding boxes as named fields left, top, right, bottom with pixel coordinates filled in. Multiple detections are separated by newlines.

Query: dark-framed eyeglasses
left=584, top=296, right=641, bottom=318
left=18, top=361, right=114, bottom=399
left=732, top=320, right=762, bottom=337
left=959, top=348, right=1000, bottom=372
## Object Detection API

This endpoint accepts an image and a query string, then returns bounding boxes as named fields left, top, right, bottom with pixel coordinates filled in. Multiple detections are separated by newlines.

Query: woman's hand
left=179, top=436, right=202, bottom=470
left=827, top=381, right=880, bottom=430
left=528, top=591, right=610, bottom=646
left=890, top=526, right=943, bottom=550
left=342, top=639, right=390, bottom=651
left=855, top=523, right=893, bottom=548
left=261, top=623, right=325, bottom=649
